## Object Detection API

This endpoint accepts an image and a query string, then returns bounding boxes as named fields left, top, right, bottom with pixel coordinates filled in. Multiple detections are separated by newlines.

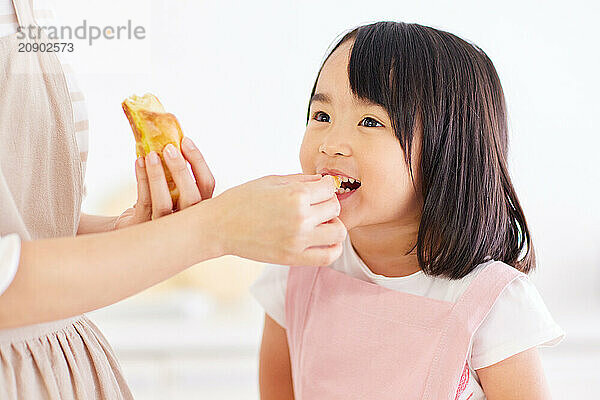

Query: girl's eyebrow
left=310, top=92, right=384, bottom=113
left=309, top=92, right=331, bottom=106
left=311, top=92, right=381, bottom=107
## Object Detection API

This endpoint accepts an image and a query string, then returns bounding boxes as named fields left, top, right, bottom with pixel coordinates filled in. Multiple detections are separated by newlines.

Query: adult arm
left=0, top=198, right=221, bottom=329
left=0, top=173, right=344, bottom=329
left=77, top=214, right=118, bottom=235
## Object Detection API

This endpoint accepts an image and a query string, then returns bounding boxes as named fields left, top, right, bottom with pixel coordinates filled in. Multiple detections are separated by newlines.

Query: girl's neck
left=349, top=217, right=421, bottom=278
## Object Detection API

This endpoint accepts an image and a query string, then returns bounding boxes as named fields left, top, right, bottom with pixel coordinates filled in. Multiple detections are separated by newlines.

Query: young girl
left=251, top=21, right=564, bottom=399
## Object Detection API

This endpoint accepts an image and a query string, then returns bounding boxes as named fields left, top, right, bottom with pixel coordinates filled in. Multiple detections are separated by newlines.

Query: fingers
left=298, top=242, right=344, bottom=267
left=307, top=217, right=347, bottom=247
left=133, top=157, right=152, bottom=221
left=181, top=137, right=215, bottom=200
left=277, top=173, right=323, bottom=184
left=308, top=195, right=341, bottom=226
left=144, top=151, right=173, bottom=218
left=163, top=143, right=202, bottom=209
left=302, top=175, right=337, bottom=204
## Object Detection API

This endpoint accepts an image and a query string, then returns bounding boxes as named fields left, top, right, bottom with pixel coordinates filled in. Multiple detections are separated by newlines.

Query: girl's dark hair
left=307, top=21, right=535, bottom=279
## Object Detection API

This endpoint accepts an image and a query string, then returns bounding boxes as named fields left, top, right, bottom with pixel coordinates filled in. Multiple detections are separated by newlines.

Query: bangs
left=347, top=25, right=396, bottom=110
left=310, top=22, right=424, bottom=166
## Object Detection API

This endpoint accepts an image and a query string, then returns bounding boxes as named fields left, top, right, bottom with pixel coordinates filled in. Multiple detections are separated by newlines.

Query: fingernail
left=136, top=157, right=145, bottom=168
left=164, top=144, right=177, bottom=159
left=182, top=137, right=196, bottom=152
left=148, top=151, right=160, bottom=165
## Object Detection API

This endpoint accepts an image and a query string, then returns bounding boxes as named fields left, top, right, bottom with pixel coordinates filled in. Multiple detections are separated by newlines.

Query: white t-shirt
left=250, top=235, right=565, bottom=400
left=0, top=0, right=89, bottom=295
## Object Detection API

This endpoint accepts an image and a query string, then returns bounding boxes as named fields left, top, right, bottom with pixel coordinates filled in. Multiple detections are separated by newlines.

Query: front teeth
left=324, top=174, right=361, bottom=194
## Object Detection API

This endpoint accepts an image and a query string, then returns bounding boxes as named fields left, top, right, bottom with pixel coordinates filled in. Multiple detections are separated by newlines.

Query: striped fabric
left=1, top=0, right=89, bottom=176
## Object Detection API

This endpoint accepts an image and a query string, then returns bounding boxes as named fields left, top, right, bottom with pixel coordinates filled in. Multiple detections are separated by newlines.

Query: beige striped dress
left=0, top=0, right=133, bottom=398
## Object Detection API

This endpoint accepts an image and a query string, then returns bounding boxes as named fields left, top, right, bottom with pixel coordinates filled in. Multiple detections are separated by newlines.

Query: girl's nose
left=319, top=142, right=351, bottom=157
left=318, top=132, right=352, bottom=157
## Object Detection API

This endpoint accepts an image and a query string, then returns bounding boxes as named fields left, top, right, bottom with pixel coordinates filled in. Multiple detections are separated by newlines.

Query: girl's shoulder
left=462, top=261, right=565, bottom=369
left=435, top=260, right=521, bottom=302
left=402, top=259, right=527, bottom=304
left=335, top=254, right=515, bottom=304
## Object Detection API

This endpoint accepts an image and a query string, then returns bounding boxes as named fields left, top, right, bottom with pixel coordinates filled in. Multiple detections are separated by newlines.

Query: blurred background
left=42, top=0, right=600, bottom=397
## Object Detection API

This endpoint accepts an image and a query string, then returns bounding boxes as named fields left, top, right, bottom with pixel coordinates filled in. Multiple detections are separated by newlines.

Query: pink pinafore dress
left=285, top=261, right=523, bottom=399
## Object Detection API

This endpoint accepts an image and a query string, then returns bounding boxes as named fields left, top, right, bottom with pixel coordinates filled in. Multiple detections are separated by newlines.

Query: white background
left=48, top=0, right=600, bottom=398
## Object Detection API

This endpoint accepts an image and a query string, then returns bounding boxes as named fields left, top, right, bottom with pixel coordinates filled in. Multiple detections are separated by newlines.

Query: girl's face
left=300, top=40, right=422, bottom=230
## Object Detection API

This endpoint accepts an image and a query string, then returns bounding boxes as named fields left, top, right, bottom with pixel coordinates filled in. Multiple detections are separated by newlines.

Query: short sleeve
left=470, top=275, right=565, bottom=370
left=249, top=264, right=289, bottom=328
left=0, top=234, right=21, bottom=295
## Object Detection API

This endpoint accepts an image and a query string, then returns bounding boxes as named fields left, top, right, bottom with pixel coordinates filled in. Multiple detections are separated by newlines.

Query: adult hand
left=114, top=137, right=214, bottom=229
left=213, top=174, right=346, bottom=266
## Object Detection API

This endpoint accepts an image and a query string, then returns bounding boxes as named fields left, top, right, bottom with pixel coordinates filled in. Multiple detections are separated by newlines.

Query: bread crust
left=122, top=94, right=184, bottom=204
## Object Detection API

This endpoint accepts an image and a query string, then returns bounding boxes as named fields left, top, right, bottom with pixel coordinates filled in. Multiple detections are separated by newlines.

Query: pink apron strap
left=423, top=261, right=525, bottom=399
left=285, top=266, right=321, bottom=388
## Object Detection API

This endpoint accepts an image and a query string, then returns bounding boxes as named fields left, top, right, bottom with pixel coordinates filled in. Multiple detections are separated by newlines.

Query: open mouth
left=321, top=173, right=362, bottom=195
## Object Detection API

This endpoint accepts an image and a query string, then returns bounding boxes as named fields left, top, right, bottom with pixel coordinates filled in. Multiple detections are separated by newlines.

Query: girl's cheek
left=299, top=133, right=318, bottom=172
left=299, top=145, right=310, bottom=173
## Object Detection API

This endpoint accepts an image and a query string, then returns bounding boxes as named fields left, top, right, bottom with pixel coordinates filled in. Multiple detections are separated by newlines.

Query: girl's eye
left=359, top=117, right=383, bottom=128
left=313, top=111, right=331, bottom=123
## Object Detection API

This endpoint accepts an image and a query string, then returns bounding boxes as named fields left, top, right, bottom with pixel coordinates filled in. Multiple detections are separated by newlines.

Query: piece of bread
left=122, top=93, right=184, bottom=205
left=332, top=176, right=342, bottom=189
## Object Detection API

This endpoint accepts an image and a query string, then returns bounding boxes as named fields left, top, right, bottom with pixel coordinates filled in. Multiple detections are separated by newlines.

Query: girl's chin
left=334, top=189, right=361, bottom=228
